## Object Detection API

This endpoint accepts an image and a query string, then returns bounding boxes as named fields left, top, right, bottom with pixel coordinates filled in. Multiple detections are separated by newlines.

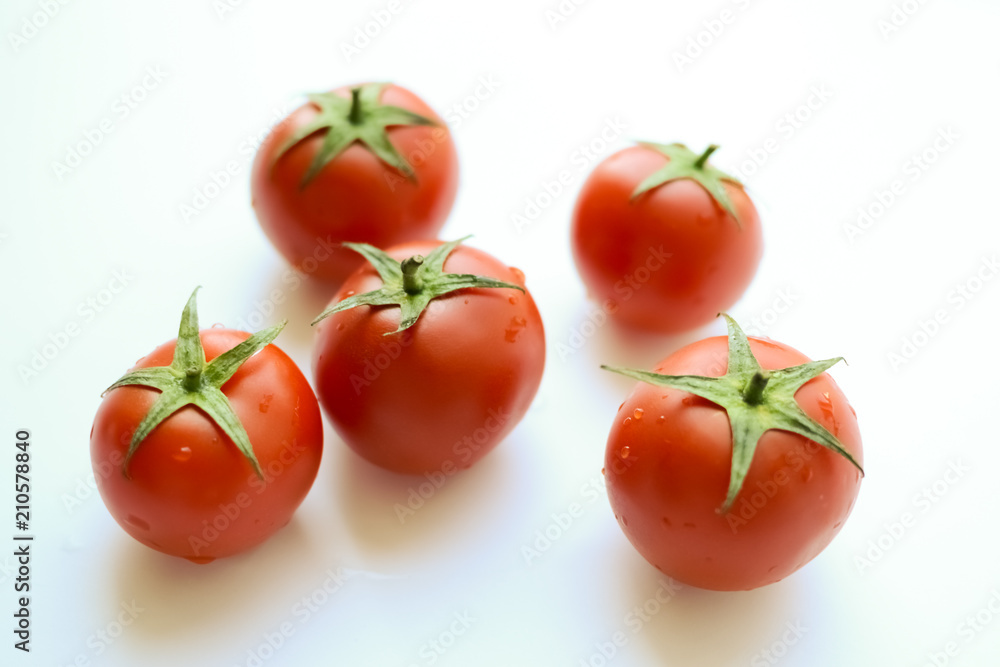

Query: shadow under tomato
left=113, top=515, right=319, bottom=640
left=330, top=433, right=522, bottom=566
left=605, top=539, right=803, bottom=665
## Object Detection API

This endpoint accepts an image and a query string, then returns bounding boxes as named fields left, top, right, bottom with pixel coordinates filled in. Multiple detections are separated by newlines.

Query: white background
left=2, top=0, right=999, bottom=665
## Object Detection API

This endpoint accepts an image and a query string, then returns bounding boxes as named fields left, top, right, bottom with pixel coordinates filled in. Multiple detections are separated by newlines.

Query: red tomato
left=572, top=144, right=762, bottom=333
left=251, top=83, right=459, bottom=284
left=605, top=334, right=862, bottom=591
left=312, top=240, right=545, bottom=475
left=91, top=329, right=323, bottom=563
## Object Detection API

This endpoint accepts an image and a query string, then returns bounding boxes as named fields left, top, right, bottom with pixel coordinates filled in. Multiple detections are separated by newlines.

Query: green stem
left=742, top=371, right=769, bottom=405
left=182, top=368, right=201, bottom=392
left=401, top=255, right=425, bottom=295
left=694, top=144, right=719, bottom=169
left=348, top=87, right=363, bottom=124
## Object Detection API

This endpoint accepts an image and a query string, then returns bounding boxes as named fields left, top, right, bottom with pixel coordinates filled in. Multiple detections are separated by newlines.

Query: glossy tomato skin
left=251, top=84, right=459, bottom=285
left=313, top=241, right=545, bottom=475
left=90, top=330, right=323, bottom=563
left=572, top=146, right=762, bottom=333
left=605, top=335, right=862, bottom=591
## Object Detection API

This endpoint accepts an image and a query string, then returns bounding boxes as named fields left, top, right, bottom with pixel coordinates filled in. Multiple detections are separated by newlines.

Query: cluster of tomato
left=90, top=82, right=863, bottom=591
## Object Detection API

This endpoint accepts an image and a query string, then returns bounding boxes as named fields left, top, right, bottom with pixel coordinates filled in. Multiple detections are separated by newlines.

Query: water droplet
left=464, top=298, right=469, bottom=304
left=622, top=417, right=632, bottom=427
left=185, top=556, right=216, bottom=565
left=833, top=521, right=842, bottom=529
left=508, top=295, right=518, bottom=305
left=345, top=290, right=355, bottom=297
left=125, top=515, right=150, bottom=531
left=768, top=565, right=777, bottom=573
left=633, top=408, right=644, bottom=420
left=211, top=322, right=225, bottom=329
left=801, top=467, right=814, bottom=483
left=662, top=517, right=671, bottom=527
left=601, top=467, right=606, bottom=476
left=509, top=267, right=525, bottom=282
left=606, top=299, right=618, bottom=311
left=657, top=415, right=666, bottom=424
left=259, top=394, right=273, bottom=413
left=618, top=401, right=625, bottom=411
left=504, top=316, right=527, bottom=342
left=848, top=404, right=857, bottom=418
left=89, top=424, right=94, bottom=440
left=336, top=323, right=345, bottom=331
left=682, top=396, right=695, bottom=406
left=621, top=515, right=628, bottom=526
left=819, top=392, right=839, bottom=434
left=619, top=445, right=631, bottom=459
left=173, top=447, right=192, bottom=463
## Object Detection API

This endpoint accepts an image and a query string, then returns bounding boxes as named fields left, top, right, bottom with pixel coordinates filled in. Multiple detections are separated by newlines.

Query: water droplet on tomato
left=619, top=445, right=631, bottom=459
left=211, top=322, right=225, bottom=329
left=504, top=316, right=527, bottom=342
left=173, top=447, right=192, bottom=462
left=657, top=415, right=665, bottom=424
left=125, top=515, right=150, bottom=531
left=464, top=299, right=469, bottom=304
left=801, top=467, right=814, bottom=483
left=259, top=394, right=273, bottom=413
left=632, top=408, right=644, bottom=420
left=336, top=323, right=345, bottom=331
left=508, top=295, right=518, bottom=305
left=848, top=404, right=857, bottom=418
left=681, top=396, right=695, bottom=406
left=345, top=291, right=355, bottom=297
left=185, top=556, right=216, bottom=565
left=89, top=424, right=94, bottom=440
left=621, top=515, right=628, bottom=526
left=833, top=521, right=842, bottom=529
left=509, top=267, right=525, bottom=282
left=622, top=417, right=632, bottom=427
left=601, top=467, right=606, bottom=475
left=618, top=401, right=625, bottom=411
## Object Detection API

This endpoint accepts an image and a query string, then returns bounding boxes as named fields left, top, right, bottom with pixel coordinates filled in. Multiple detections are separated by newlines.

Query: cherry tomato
left=91, top=293, right=323, bottom=563
left=604, top=323, right=862, bottom=591
left=252, top=82, right=458, bottom=285
left=312, top=240, right=545, bottom=475
left=572, top=143, right=762, bottom=333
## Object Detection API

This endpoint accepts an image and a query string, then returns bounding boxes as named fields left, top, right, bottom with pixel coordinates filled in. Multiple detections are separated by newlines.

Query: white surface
left=2, top=0, right=999, bottom=665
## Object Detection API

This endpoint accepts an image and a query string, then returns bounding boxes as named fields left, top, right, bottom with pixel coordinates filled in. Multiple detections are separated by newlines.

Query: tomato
left=90, top=291, right=323, bottom=563
left=312, top=239, right=545, bottom=475
left=603, top=316, right=863, bottom=590
left=251, top=82, right=459, bottom=285
left=571, top=143, right=762, bottom=333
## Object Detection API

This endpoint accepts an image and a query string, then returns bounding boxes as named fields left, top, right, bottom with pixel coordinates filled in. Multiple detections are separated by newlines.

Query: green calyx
left=275, top=82, right=438, bottom=188
left=602, top=314, right=863, bottom=513
left=312, top=237, right=524, bottom=334
left=631, top=142, right=744, bottom=226
left=105, top=288, right=285, bottom=479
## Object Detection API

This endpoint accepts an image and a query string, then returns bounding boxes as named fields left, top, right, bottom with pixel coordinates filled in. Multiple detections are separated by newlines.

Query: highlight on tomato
left=90, top=288, right=323, bottom=563
left=601, top=314, right=863, bottom=590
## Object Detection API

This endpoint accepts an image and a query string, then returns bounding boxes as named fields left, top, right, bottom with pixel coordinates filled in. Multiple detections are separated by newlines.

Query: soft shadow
left=114, top=516, right=319, bottom=640
left=331, top=433, right=522, bottom=563
left=610, top=542, right=802, bottom=665
left=243, top=261, right=340, bottom=349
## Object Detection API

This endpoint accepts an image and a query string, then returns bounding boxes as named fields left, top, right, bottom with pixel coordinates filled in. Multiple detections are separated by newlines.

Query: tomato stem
left=182, top=367, right=201, bottom=392
left=401, top=255, right=425, bottom=294
left=348, top=87, right=363, bottom=125
left=694, top=144, right=719, bottom=170
left=742, top=371, right=769, bottom=405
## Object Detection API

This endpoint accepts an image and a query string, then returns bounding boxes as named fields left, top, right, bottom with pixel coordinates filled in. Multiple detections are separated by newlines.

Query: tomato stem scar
left=742, top=371, right=769, bottom=405
left=401, top=255, right=425, bottom=294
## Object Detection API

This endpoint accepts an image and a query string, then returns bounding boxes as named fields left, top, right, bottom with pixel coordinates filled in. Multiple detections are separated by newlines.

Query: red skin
left=90, top=331, right=323, bottom=563
left=605, top=335, right=863, bottom=591
left=312, top=241, right=545, bottom=475
left=572, top=145, right=763, bottom=333
left=251, top=84, right=459, bottom=285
